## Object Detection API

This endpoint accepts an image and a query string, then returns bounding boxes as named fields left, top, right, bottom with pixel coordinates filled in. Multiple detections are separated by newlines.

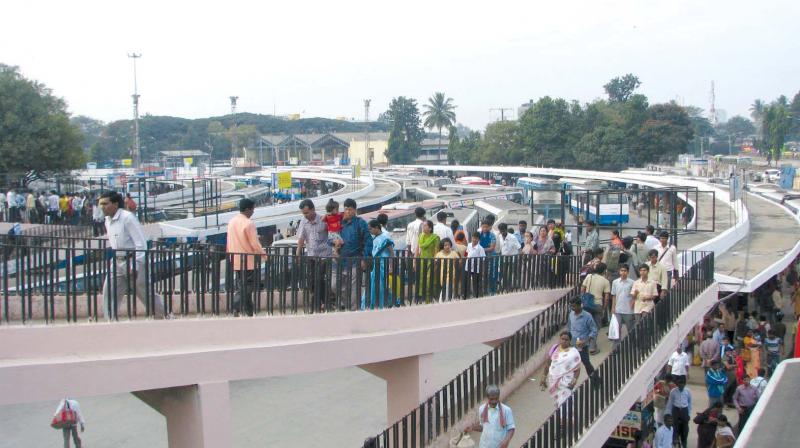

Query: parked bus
left=474, top=199, right=536, bottom=232
left=517, top=177, right=562, bottom=221
left=560, top=178, right=629, bottom=225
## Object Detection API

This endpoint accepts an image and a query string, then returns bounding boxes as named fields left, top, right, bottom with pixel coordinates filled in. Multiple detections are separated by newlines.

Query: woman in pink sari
left=540, top=331, right=582, bottom=407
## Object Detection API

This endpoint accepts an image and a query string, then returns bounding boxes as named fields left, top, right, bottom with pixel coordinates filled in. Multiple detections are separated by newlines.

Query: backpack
left=581, top=275, right=599, bottom=312
left=603, top=245, right=621, bottom=271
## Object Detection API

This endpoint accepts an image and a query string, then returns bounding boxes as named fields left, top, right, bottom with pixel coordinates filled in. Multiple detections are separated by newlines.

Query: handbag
left=51, top=399, right=77, bottom=429
left=581, top=275, right=598, bottom=312
left=608, top=314, right=620, bottom=340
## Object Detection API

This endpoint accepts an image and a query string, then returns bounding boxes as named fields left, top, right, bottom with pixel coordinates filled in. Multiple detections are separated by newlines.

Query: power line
left=490, top=107, right=513, bottom=122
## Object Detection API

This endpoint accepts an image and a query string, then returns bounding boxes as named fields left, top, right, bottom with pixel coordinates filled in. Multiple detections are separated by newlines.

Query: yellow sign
left=353, top=165, right=361, bottom=178
left=183, top=157, right=193, bottom=165
left=122, top=159, right=132, bottom=167
left=277, top=171, right=292, bottom=189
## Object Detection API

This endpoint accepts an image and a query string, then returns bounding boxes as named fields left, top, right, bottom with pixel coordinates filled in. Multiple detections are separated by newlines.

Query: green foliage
left=637, top=103, right=694, bottom=163
left=478, top=121, right=522, bottom=165
left=603, top=74, right=642, bottom=103
left=723, top=116, right=756, bottom=138
left=423, top=92, right=456, bottom=161
left=0, top=64, right=84, bottom=175
left=517, top=97, right=580, bottom=167
left=762, top=101, right=792, bottom=165
left=573, top=126, right=628, bottom=171
left=386, top=96, right=424, bottom=164
left=448, top=127, right=481, bottom=164
left=85, top=113, right=389, bottom=162
left=446, top=75, right=695, bottom=172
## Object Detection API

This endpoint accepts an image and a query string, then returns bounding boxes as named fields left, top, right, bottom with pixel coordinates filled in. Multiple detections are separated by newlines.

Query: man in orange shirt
left=226, top=199, right=267, bottom=316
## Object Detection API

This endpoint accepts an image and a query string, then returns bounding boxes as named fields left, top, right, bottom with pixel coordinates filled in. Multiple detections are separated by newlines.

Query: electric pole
left=364, top=99, right=371, bottom=174
left=128, top=53, right=142, bottom=169
left=490, top=108, right=513, bottom=122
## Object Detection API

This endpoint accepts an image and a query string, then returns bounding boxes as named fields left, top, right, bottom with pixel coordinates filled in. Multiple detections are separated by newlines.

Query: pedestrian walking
left=540, top=331, right=582, bottom=408
left=611, top=265, right=635, bottom=347
left=733, top=374, right=760, bottom=433
left=469, top=385, right=515, bottom=448
left=99, top=191, right=168, bottom=320
left=581, top=263, right=610, bottom=354
left=52, top=397, right=85, bottom=448
left=567, top=298, right=598, bottom=379
left=665, top=376, right=691, bottom=448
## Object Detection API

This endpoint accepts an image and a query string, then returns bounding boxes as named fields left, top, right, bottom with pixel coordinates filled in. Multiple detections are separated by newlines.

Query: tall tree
left=517, top=96, right=580, bottom=167
left=724, top=115, right=756, bottom=139
left=478, top=121, right=521, bottom=165
left=762, top=102, right=792, bottom=166
left=0, top=64, right=83, bottom=176
left=603, top=74, right=642, bottom=103
left=637, top=103, right=694, bottom=163
left=422, top=92, right=456, bottom=162
left=385, top=97, right=424, bottom=164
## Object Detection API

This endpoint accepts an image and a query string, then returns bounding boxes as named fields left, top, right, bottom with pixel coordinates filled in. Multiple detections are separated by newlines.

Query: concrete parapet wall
left=0, top=287, right=569, bottom=406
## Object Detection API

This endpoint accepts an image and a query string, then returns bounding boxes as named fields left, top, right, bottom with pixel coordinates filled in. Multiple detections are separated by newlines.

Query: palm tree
left=423, top=93, right=456, bottom=162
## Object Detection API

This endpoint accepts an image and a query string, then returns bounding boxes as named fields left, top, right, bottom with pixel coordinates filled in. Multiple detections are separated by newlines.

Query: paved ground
left=714, top=192, right=798, bottom=281
left=0, top=343, right=492, bottom=448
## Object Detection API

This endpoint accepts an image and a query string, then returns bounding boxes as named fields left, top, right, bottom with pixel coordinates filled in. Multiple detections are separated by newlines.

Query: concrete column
left=360, top=354, right=435, bottom=424
left=133, top=381, right=231, bottom=448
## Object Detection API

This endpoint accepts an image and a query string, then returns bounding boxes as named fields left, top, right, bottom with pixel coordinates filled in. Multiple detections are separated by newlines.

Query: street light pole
left=128, top=53, right=142, bottom=169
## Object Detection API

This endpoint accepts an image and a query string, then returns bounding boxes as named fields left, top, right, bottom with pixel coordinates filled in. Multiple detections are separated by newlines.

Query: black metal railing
left=0, top=238, right=580, bottom=324
left=520, top=251, right=714, bottom=448
left=368, top=286, right=579, bottom=448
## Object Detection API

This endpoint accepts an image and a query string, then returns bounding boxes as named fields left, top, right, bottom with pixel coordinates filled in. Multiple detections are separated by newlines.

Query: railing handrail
left=367, top=250, right=713, bottom=448
left=0, top=239, right=580, bottom=324
left=520, top=251, right=714, bottom=447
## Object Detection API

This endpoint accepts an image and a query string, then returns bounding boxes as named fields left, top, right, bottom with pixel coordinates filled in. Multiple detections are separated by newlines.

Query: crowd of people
left=0, top=188, right=140, bottom=236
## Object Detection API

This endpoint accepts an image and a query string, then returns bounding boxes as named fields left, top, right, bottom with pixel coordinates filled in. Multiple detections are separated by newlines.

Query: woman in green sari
left=416, top=220, right=440, bottom=302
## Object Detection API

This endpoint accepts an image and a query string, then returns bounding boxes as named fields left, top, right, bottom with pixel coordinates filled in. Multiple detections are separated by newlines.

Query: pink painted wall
left=0, top=288, right=568, bottom=406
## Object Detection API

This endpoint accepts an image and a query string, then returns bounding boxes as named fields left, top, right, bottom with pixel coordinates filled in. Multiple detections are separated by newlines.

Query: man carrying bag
left=52, top=397, right=85, bottom=447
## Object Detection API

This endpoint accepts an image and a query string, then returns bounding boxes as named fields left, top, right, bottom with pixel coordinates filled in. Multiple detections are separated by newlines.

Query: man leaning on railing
left=226, top=198, right=267, bottom=317
left=98, top=191, right=168, bottom=320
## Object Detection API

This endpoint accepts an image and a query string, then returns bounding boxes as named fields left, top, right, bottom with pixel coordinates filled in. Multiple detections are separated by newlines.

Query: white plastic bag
left=608, top=314, right=620, bottom=340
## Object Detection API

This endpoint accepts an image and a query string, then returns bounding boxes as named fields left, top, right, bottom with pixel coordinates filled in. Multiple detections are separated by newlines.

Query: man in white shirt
left=655, top=231, right=678, bottom=287
left=99, top=191, right=168, bottom=320
left=653, top=414, right=673, bottom=448
left=47, top=190, right=60, bottom=224
left=71, top=195, right=85, bottom=225
left=53, top=397, right=85, bottom=447
left=6, top=190, right=17, bottom=222
left=667, top=345, right=691, bottom=383
left=405, top=207, right=426, bottom=256
left=465, top=232, right=486, bottom=298
left=644, top=225, right=659, bottom=252
left=497, top=223, right=521, bottom=256
left=432, top=210, right=455, bottom=245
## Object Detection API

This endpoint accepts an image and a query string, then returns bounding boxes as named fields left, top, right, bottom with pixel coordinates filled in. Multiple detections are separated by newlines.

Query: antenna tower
left=709, top=81, right=717, bottom=126
left=230, top=96, right=239, bottom=161
left=128, top=53, right=142, bottom=169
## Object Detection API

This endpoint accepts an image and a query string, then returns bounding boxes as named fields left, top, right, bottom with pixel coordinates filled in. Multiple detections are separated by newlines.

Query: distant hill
left=74, top=113, right=389, bottom=162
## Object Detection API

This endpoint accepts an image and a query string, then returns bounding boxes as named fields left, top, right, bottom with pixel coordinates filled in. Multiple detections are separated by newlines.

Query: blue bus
left=559, top=178, right=629, bottom=225
left=517, top=177, right=562, bottom=221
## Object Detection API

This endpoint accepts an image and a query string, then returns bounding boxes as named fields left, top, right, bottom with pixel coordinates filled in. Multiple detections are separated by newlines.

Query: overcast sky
left=2, top=0, right=798, bottom=130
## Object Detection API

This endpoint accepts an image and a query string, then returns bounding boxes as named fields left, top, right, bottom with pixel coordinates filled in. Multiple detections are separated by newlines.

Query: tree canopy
left=423, top=92, right=456, bottom=161
left=603, top=74, right=642, bottom=103
left=386, top=96, right=424, bottom=164
left=447, top=75, right=696, bottom=170
left=0, top=64, right=84, bottom=176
